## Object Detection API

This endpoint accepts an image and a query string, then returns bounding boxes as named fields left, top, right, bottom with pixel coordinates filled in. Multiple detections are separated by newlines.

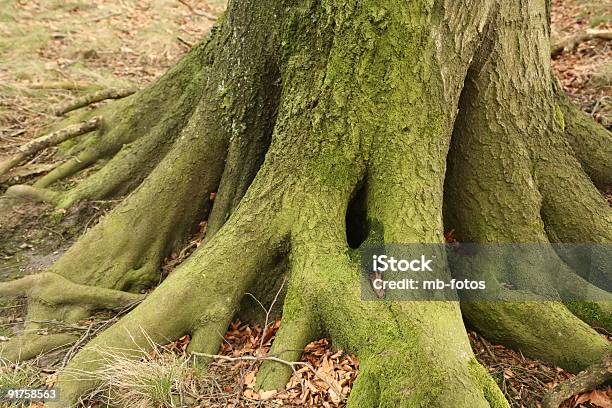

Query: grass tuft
left=82, top=339, right=202, bottom=408
left=0, top=361, right=43, bottom=407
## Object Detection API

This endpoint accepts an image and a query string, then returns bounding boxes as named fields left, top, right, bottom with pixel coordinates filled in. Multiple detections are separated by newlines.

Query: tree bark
left=1, top=0, right=610, bottom=407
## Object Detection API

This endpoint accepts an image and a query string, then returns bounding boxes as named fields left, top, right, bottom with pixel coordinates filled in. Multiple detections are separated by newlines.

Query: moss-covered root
left=255, top=278, right=319, bottom=392
left=3, top=184, right=60, bottom=204
left=0, top=273, right=143, bottom=309
left=4, top=35, right=212, bottom=204
left=0, top=333, right=78, bottom=363
left=43, top=90, right=228, bottom=295
left=323, top=268, right=508, bottom=408
left=284, top=217, right=506, bottom=408
left=462, top=300, right=610, bottom=373
left=347, top=355, right=508, bottom=408
left=47, top=176, right=287, bottom=407
left=554, top=81, right=612, bottom=187
left=6, top=123, right=180, bottom=208
left=537, top=154, right=612, bottom=288
left=0, top=272, right=143, bottom=362
left=32, top=143, right=116, bottom=189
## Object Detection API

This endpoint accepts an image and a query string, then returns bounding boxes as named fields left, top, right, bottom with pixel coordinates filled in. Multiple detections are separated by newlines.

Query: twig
left=177, top=36, right=194, bottom=48
left=89, top=12, right=121, bottom=22
left=541, top=353, right=612, bottom=408
left=192, top=351, right=342, bottom=397
left=551, top=30, right=612, bottom=57
left=61, top=323, right=93, bottom=368
left=54, top=87, right=137, bottom=116
left=258, top=278, right=286, bottom=351
left=0, top=117, right=101, bottom=177
left=177, top=0, right=217, bottom=21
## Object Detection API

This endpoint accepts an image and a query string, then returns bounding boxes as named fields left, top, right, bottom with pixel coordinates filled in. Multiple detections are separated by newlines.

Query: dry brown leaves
left=562, top=388, right=612, bottom=408
left=161, top=220, right=208, bottom=278
left=207, top=320, right=358, bottom=407
left=469, top=332, right=612, bottom=408
left=551, top=0, right=611, bottom=127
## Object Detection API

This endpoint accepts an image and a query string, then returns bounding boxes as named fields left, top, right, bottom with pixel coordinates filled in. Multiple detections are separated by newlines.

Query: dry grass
left=0, top=360, right=44, bottom=407
left=0, top=0, right=221, bottom=173
left=84, top=347, right=201, bottom=408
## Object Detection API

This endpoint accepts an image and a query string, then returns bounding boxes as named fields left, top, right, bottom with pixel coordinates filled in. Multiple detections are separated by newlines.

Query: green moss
left=468, top=359, right=510, bottom=408
left=554, top=104, right=566, bottom=131
left=565, top=301, right=612, bottom=332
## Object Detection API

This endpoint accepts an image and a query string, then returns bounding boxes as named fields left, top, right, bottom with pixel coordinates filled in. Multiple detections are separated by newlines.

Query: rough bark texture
left=1, top=0, right=610, bottom=407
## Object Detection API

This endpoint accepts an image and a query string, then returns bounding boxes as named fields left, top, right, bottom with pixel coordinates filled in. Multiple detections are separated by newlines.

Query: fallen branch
left=178, top=0, right=217, bottom=21
left=54, top=87, right=137, bottom=116
left=177, top=36, right=194, bottom=48
left=0, top=117, right=102, bottom=177
left=551, top=30, right=612, bottom=57
left=542, top=353, right=612, bottom=408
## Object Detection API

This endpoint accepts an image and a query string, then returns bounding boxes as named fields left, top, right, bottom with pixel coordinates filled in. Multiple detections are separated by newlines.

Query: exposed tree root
left=0, top=273, right=143, bottom=363
left=0, top=117, right=101, bottom=178
left=444, top=0, right=612, bottom=374
left=542, top=353, right=612, bottom=408
left=53, top=88, right=137, bottom=116
left=0, top=273, right=144, bottom=309
left=255, top=276, right=319, bottom=392
left=49, top=171, right=287, bottom=406
left=4, top=184, right=61, bottom=204
left=551, top=30, right=612, bottom=58
left=32, top=143, right=115, bottom=189
left=0, top=333, right=78, bottom=363
left=4, top=37, right=214, bottom=204
left=554, top=80, right=612, bottom=187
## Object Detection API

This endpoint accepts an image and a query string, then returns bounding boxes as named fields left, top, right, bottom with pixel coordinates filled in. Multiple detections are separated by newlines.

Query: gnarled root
left=444, top=0, right=611, bottom=374
left=4, top=37, right=213, bottom=207
left=5, top=1, right=612, bottom=407
left=0, top=272, right=143, bottom=363
left=542, top=352, right=612, bottom=408
left=48, top=167, right=288, bottom=406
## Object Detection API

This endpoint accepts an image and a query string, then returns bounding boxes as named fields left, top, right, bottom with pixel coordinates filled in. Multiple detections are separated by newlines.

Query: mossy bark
left=1, top=0, right=610, bottom=406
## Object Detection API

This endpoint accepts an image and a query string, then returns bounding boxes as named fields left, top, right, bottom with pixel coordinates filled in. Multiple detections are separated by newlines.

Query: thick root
left=462, top=300, right=610, bottom=372
left=50, top=174, right=287, bottom=407
left=537, top=155, right=612, bottom=290
left=5, top=36, right=212, bottom=199
left=0, top=333, right=78, bottom=363
left=3, top=185, right=60, bottom=204
left=255, top=280, right=318, bottom=391
left=0, top=273, right=142, bottom=363
left=554, top=81, right=612, bottom=187
left=0, top=273, right=143, bottom=310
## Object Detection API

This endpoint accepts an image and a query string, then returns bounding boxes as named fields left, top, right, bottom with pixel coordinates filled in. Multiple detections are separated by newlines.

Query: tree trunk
left=1, top=0, right=610, bottom=407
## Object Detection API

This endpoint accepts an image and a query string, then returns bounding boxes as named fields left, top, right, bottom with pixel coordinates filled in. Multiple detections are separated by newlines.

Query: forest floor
left=0, top=0, right=610, bottom=407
